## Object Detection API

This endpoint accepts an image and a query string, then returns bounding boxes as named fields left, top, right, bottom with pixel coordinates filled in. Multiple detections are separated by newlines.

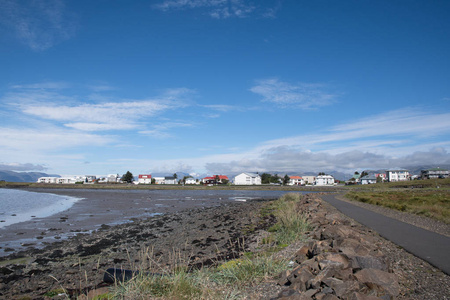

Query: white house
left=386, top=170, right=410, bottom=182
left=234, top=172, right=261, bottom=185
left=185, top=177, right=197, bottom=185
left=302, top=176, right=316, bottom=185
left=106, top=174, right=120, bottom=183
left=421, top=168, right=449, bottom=179
left=153, top=177, right=165, bottom=184
left=360, top=175, right=377, bottom=185
left=57, top=175, right=84, bottom=184
left=288, top=176, right=304, bottom=186
left=138, top=174, right=152, bottom=184
left=37, top=177, right=59, bottom=183
left=164, top=176, right=177, bottom=184
left=315, top=175, right=335, bottom=186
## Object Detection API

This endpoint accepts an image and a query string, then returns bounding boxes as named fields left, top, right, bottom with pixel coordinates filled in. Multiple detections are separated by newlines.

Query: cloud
left=0, top=162, right=47, bottom=171
left=262, top=108, right=450, bottom=153
left=200, top=108, right=450, bottom=173
left=4, top=86, right=193, bottom=132
left=139, top=122, right=193, bottom=138
left=153, top=0, right=275, bottom=19
left=203, top=147, right=450, bottom=175
left=0, top=0, right=77, bottom=51
left=11, top=81, right=71, bottom=90
left=250, top=78, right=338, bottom=109
left=0, top=127, right=114, bottom=153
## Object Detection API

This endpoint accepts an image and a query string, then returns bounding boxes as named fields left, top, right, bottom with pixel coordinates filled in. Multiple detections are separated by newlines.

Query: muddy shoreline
left=0, top=196, right=276, bottom=299
left=0, top=188, right=292, bottom=256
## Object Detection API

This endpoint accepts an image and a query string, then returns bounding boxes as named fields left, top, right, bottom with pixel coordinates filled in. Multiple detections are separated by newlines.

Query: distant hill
left=0, top=171, right=60, bottom=183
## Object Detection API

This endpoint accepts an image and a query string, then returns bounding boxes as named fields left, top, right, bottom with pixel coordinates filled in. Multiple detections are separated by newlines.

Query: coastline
left=0, top=188, right=293, bottom=256
left=0, top=191, right=449, bottom=299
left=0, top=196, right=274, bottom=299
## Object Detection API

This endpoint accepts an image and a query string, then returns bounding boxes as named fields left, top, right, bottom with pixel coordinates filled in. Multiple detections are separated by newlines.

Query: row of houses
left=37, top=174, right=120, bottom=184
left=351, top=168, right=449, bottom=185
left=37, top=168, right=449, bottom=186
left=136, top=173, right=337, bottom=186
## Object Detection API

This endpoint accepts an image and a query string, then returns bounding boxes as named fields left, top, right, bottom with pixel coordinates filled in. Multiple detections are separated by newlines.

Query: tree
left=173, top=173, right=178, bottom=179
left=261, top=173, right=272, bottom=184
left=121, top=171, right=134, bottom=183
left=283, top=174, right=290, bottom=185
left=318, top=172, right=326, bottom=176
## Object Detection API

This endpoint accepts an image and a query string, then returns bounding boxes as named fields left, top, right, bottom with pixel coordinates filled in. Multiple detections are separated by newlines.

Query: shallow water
left=0, top=189, right=82, bottom=229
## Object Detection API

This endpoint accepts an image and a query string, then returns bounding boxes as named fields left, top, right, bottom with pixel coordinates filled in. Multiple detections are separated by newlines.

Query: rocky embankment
left=0, top=193, right=449, bottom=299
left=270, top=194, right=450, bottom=300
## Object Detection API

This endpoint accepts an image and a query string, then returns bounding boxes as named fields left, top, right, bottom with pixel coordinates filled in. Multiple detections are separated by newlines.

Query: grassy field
left=345, top=178, right=450, bottom=224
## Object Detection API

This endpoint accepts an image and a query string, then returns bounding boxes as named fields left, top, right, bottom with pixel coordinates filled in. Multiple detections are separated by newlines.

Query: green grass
left=265, top=193, right=311, bottom=245
left=346, top=189, right=450, bottom=224
left=110, top=253, right=287, bottom=300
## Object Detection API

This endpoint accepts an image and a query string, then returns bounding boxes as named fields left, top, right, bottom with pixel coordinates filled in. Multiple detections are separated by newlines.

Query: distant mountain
left=0, top=171, right=60, bottom=183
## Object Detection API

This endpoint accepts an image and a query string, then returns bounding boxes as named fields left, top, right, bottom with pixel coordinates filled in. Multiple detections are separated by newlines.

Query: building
left=234, top=172, right=261, bottom=185
left=185, top=177, right=197, bottom=185
left=360, top=175, right=377, bottom=185
left=37, top=177, right=59, bottom=183
left=302, top=176, right=316, bottom=185
left=315, top=175, right=335, bottom=186
left=138, top=174, right=152, bottom=184
left=421, top=168, right=449, bottom=179
left=153, top=177, right=165, bottom=184
left=386, top=170, right=410, bottom=182
left=375, top=173, right=386, bottom=182
left=288, top=176, right=304, bottom=186
left=202, top=175, right=229, bottom=185
left=164, top=176, right=177, bottom=185
left=106, top=174, right=120, bottom=183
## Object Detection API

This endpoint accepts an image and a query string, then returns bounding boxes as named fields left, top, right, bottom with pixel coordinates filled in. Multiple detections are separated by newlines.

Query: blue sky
left=0, top=0, right=449, bottom=177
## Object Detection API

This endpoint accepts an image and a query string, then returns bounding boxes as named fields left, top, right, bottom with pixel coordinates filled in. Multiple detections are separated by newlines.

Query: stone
left=354, top=268, right=399, bottom=298
left=274, top=288, right=306, bottom=299
left=288, top=267, right=315, bottom=291
left=337, top=238, right=372, bottom=256
left=317, top=253, right=351, bottom=269
left=350, top=256, right=389, bottom=272
left=278, top=269, right=292, bottom=286
left=349, top=292, right=383, bottom=300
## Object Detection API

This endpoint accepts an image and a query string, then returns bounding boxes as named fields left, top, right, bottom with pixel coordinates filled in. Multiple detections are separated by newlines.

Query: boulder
left=354, top=268, right=399, bottom=298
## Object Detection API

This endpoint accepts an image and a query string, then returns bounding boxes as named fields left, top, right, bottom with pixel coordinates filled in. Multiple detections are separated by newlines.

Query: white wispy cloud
left=11, top=81, right=71, bottom=90
left=0, top=126, right=114, bottom=155
left=139, top=122, right=194, bottom=138
left=153, top=0, right=276, bottom=19
left=193, top=108, right=450, bottom=173
left=250, top=78, right=338, bottom=109
left=4, top=86, right=193, bottom=132
left=262, top=108, right=450, bottom=152
left=0, top=0, right=77, bottom=51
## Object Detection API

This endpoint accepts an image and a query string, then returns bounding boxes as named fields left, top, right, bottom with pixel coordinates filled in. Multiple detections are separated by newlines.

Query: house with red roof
left=202, top=175, right=229, bottom=185
left=138, top=174, right=152, bottom=184
left=288, top=175, right=304, bottom=186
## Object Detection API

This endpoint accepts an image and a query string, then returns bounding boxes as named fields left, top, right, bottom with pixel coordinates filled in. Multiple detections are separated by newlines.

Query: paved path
left=320, top=194, right=450, bottom=275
